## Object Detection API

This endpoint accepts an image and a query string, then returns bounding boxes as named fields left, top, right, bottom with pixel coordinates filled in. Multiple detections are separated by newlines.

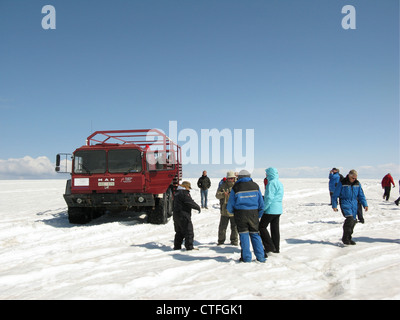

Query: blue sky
left=0, top=0, right=399, bottom=179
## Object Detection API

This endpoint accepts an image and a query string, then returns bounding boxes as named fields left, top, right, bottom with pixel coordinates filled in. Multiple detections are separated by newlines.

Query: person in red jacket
left=381, top=173, right=395, bottom=201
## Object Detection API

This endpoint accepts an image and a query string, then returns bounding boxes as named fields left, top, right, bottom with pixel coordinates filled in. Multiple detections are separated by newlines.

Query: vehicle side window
left=146, top=151, right=175, bottom=171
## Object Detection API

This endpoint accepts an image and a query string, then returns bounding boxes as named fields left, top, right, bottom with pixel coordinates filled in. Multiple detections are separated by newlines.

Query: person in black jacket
left=197, top=170, right=211, bottom=209
left=173, top=181, right=201, bottom=250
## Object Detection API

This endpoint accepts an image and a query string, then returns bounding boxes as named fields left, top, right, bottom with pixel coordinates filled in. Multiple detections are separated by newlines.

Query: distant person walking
left=227, top=170, right=265, bottom=263
left=332, top=170, right=368, bottom=245
left=173, top=181, right=201, bottom=251
left=381, top=173, right=395, bottom=201
left=197, top=170, right=211, bottom=209
left=260, top=167, right=284, bottom=254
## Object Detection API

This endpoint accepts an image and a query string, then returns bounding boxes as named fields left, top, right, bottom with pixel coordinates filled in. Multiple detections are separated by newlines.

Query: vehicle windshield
left=108, top=149, right=142, bottom=173
left=74, top=150, right=106, bottom=174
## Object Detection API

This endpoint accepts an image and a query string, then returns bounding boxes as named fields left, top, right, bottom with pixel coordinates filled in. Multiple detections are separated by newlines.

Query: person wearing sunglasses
left=332, top=170, right=369, bottom=245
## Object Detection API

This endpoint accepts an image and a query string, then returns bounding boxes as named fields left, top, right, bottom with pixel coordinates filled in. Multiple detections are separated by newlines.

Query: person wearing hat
left=173, top=181, right=201, bottom=250
left=215, top=171, right=238, bottom=246
left=227, top=170, right=265, bottom=262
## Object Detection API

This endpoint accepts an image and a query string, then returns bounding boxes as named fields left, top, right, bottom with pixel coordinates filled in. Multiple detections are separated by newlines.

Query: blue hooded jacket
left=227, top=177, right=264, bottom=217
left=329, top=172, right=341, bottom=192
left=263, top=167, right=284, bottom=216
left=332, top=176, right=368, bottom=219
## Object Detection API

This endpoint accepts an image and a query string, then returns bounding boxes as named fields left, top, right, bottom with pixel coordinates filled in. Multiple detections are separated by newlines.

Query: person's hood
left=266, top=167, right=279, bottom=180
left=237, top=177, right=252, bottom=183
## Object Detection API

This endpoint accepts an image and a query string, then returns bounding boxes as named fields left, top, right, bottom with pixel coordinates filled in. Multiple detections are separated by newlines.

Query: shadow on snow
left=131, top=241, right=241, bottom=263
left=37, top=208, right=149, bottom=228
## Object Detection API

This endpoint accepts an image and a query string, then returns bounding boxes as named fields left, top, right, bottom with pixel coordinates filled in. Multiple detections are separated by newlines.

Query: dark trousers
left=218, top=215, right=238, bottom=245
left=342, top=216, right=357, bottom=243
left=383, top=186, right=391, bottom=201
left=357, top=201, right=364, bottom=223
left=173, top=214, right=194, bottom=250
left=259, top=214, right=280, bottom=253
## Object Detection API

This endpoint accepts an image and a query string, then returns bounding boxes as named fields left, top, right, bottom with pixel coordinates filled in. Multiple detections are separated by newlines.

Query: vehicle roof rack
left=86, top=129, right=179, bottom=152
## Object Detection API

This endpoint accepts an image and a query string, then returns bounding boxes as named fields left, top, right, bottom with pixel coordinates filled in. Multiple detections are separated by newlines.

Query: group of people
left=172, top=167, right=399, bottom=262
left=172, top=168, right=284, bottom=263
left=329, top=169, right=400, bottom=245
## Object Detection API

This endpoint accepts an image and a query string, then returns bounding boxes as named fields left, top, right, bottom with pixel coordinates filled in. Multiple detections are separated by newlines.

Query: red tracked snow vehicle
left=55, top=129, right=182, bottom=224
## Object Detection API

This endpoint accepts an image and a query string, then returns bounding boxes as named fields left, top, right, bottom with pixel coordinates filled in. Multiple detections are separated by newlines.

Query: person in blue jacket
left=227, top=170, right=265, bottom=263
left=260, top=167, right=284, bottom=254
left=329, top=168, right=341, bottom=204
left=332, top=170, right=368, bottom=245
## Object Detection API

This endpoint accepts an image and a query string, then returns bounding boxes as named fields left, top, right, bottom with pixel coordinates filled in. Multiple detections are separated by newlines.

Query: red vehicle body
left=56, top=129, right=182, bottom=224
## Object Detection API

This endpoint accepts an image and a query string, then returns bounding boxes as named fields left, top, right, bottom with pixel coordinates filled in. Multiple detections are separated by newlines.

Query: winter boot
left=250, top=232, right=266, bottom=262
left=239, top=232, right=252, bottom=262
